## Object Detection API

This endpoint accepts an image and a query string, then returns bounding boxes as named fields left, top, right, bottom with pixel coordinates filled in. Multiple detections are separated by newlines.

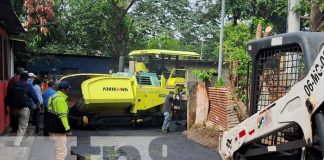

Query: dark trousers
left=32, top=109, right=41, bottom=134
left=43, top=108, right=49, bottom=136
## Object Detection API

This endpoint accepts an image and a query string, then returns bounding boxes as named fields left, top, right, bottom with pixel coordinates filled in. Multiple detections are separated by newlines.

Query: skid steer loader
left=219, top=32, right=324, bottom=160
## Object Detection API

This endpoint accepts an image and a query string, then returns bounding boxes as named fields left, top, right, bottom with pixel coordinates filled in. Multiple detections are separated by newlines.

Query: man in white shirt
left=32, top=78, right=43, bottom=135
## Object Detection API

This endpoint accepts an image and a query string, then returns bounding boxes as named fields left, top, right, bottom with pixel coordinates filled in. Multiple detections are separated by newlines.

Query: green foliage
left=216, top=0, right=287, bottom=33
left=147, top=36, right=180, bottom=50
left=215, top=76, right=225, bottom=87
left=293, top=0, right=311, bottom=13
left=223, top=23, right=252, bottom=61
left=293, top=0, right=324, bottom=13
left=192, top=68, right=216, bottom=83
left=10, top=0, right=24, bottom=17
left=222, top=23, right=252, bottom=103
left=132, top=0, right=219, bottom=60
left=12, top=0, right=139, bottom=58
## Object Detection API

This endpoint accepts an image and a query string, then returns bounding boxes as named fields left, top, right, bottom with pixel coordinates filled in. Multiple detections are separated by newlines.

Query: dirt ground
left=185, top=124, right=222, bottom=151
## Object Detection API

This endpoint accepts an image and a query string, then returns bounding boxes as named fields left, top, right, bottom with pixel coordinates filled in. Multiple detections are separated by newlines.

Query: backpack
left=5, top=83, right=29, bottom=108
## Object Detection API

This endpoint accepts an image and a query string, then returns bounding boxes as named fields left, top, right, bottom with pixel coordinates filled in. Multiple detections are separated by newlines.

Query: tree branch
left=125, top=19, right=135, bottom=45
left=300, top=16, right=311, bottom=20
left=122, top=0, right=138, bottom=17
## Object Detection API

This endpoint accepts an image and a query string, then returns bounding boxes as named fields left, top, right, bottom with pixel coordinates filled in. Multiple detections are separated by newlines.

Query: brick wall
left=207, top=87, right=236, bottom=130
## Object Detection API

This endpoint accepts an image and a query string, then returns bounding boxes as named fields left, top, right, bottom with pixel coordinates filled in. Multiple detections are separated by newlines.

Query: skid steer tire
left=303, top=147, right=323, bottom=160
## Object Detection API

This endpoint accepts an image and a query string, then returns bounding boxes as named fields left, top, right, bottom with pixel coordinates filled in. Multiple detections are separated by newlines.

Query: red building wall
left=0, top=26, right=11, bottom=134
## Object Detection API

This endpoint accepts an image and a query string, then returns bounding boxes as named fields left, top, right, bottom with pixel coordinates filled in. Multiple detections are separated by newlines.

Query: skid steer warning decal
left=304, top=46, right=324, bottom=96
left=248, top=129, right=255, bottom=135
left=257, top=109, right=272, bottom=129
left=226, top=138, right=232, bottom=149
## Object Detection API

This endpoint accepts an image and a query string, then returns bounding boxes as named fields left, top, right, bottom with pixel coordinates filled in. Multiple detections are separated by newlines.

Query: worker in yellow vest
left=46, top=81, right=72, bottom=160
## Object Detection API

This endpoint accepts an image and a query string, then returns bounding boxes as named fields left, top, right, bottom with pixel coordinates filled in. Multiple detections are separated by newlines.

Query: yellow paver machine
left=62, top=49, right=199, bottom=127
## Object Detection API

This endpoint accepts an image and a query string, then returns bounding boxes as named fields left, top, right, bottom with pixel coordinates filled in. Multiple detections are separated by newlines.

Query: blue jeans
left=162, top=112, right=170, bottom=131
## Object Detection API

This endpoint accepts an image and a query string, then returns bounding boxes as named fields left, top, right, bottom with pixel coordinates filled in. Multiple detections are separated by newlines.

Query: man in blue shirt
left=43, top=81, right=57, bottom=108
left=6, top=72, right=39, bottom=146
left=42, top=80, right=56, bottom=136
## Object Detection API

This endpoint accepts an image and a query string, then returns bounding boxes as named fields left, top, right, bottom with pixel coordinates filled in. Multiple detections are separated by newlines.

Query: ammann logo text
left=103, top=87, right=128, bottom=92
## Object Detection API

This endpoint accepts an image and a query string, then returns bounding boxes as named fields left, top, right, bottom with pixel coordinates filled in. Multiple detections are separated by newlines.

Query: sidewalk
left=0, top=124, right=35, bottom=160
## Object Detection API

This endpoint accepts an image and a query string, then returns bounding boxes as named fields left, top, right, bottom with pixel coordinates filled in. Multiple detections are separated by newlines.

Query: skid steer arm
left=219, top=45, right=324, bottom=159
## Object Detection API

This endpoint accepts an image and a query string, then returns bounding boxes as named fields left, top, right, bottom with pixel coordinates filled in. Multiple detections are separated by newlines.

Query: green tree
left=132, top=0, right=220, bottom=59
left=132, top=0, right=191, bottom=37
left=214, top=0, right=287, bottom=33
left=11, top=0, right=24, bottom=17
left=178, top=0, right=220, bottom=60
left=222, top=23, right=253, bottom=103
left=297, top=0, right=324, bottom=31
left=147, top=36, right=181, bottom=50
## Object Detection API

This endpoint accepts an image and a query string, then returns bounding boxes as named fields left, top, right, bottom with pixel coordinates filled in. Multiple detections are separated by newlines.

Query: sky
left=189, top=0, right=217, bottom=4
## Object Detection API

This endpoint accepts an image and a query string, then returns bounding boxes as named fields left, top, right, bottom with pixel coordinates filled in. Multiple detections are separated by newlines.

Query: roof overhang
left=10, top=38, right=26, bottom=53
left=0, top=0, right=24, bottom=34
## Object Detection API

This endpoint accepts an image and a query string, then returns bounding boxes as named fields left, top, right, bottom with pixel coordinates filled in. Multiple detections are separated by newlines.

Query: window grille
left=254, top=45, right=305, bottom=111
left=253, top=45, right=305, bottom=145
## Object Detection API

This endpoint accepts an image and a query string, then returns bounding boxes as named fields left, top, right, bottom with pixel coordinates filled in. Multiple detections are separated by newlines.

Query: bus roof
left=128, top=49, right=200, bottom=57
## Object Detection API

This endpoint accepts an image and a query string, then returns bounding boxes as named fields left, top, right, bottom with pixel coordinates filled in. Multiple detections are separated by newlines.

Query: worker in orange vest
left=41, top=75, right=49, bottom=93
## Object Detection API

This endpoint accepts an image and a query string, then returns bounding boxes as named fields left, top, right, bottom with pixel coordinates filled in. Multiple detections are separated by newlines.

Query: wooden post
left=256, top=23, right=263, bottom=39
left=195, top=82, right=209, bottom=125
left=187, top=83, right=197, bottom=130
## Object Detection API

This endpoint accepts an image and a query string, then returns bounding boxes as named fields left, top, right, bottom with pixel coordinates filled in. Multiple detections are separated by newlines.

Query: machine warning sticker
left=304, top=46, right=324, bottom=96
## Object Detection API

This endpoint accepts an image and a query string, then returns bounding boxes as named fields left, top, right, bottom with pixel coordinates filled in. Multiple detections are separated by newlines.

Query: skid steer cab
left=219, top=32, right=324, bottom=160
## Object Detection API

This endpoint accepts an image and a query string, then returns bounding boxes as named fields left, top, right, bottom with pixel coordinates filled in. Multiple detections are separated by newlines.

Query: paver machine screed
left=219, top=32, right=324, bottom=160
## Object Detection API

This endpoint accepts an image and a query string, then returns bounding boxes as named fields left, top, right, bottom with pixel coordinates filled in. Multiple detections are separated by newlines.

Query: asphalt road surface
left=72, top=128, right=221, bottom=160
left=30, top=127, right=222, bottom=160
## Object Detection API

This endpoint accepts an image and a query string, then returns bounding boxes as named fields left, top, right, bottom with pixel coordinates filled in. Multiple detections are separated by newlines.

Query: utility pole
left=287, top=0, right=300, bottom=84
left=287, top=0, right=300, bottom=32
left=118, top=55, right=125, bottom=72
left=200, top=40, right=203, bottom=60
left=218, top=0, right=225, bottom=79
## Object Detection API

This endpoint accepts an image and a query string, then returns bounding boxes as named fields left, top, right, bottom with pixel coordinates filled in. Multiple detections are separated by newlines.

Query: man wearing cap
left=28, top=72, right=36, bottom=85
left=47, top=81, right=72, bottom=160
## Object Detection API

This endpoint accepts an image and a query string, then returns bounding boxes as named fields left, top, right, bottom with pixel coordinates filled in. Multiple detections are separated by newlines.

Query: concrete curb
left=0, top=124, right=35, bottom=160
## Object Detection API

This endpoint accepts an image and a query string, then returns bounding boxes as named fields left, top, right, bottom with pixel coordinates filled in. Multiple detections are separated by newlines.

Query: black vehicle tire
left=303, top=147, right=323, bottom=160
